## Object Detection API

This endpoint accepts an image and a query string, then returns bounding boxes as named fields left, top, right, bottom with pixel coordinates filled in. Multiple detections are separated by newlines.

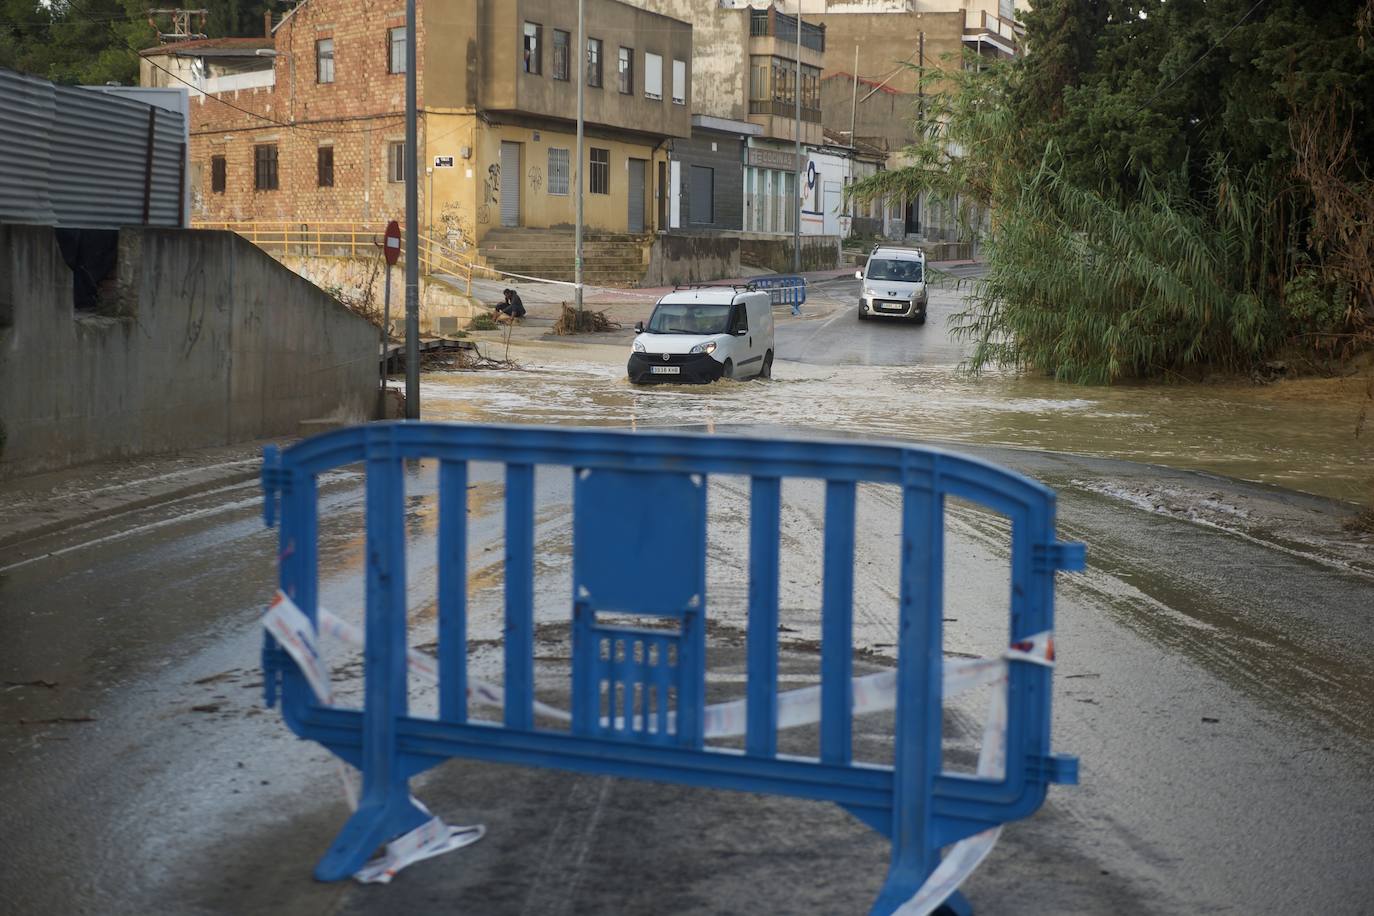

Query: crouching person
left=494, top=288, right=526, bottom=324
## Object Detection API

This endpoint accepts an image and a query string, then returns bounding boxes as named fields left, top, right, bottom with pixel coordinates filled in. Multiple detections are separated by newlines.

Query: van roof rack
left=671, top=282, right=757, bottom=292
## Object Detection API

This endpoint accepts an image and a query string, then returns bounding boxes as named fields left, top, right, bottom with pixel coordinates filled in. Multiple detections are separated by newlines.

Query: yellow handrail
left=192, top=220, right=478, bottom=293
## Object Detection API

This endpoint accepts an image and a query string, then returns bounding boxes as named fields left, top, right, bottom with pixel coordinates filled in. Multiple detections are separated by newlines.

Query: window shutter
left=644, top=52, right=662, bottom=100
left=672, top=59, right=686, bottom=104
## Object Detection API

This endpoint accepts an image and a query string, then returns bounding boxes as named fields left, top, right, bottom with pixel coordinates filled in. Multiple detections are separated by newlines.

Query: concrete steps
left=477, top=228, right=649, bottom=286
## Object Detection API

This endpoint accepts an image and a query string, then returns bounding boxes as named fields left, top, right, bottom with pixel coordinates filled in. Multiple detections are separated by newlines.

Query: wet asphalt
left=2, top=270, right=1372, bottom=915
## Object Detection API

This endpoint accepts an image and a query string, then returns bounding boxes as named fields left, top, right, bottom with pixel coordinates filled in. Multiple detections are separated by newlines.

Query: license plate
left=650, top=366, right=681, bottom=375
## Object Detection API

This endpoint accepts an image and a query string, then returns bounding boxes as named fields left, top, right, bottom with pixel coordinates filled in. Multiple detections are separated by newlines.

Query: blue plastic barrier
left=261, top=423, right=1082, bottom=913
left=752, top=274, right=807, bottom=314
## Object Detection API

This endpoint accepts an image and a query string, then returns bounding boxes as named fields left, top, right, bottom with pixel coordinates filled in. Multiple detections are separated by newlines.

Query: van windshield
left=646, top=303, right=733, bottom=335
left=866, top=259, right=923, bottom=282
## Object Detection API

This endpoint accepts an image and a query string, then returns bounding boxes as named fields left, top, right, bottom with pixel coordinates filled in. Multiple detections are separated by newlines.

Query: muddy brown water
left=418, top=341, right=1374, bottom=508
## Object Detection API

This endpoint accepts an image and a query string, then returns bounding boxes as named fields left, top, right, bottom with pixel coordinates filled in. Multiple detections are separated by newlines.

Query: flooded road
left=2, top=272, right=1372, bottom=915
left=424, top=272, right=1374, bottom=508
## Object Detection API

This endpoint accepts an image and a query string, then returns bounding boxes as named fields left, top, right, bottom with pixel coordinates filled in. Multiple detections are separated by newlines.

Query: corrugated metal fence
left=0, top=68, right=186, bottom=229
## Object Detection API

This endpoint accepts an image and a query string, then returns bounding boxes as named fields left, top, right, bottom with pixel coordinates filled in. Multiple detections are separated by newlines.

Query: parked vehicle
left=856, top=246, right=928, bottom=324
left=627, top=288, right=775, bottom=384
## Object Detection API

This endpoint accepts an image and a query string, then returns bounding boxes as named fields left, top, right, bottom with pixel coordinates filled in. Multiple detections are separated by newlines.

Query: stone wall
left=643, top=233, right=740, bottom=286
left=0, top=224, right=377, bottom=479
left=278, top=254, right=482, bottom=334
left=740, top=234, right=841, bottom=273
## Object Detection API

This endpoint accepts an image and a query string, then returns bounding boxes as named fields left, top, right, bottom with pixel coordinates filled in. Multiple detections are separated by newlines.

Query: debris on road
left=553, top=304, right=621, bottom=335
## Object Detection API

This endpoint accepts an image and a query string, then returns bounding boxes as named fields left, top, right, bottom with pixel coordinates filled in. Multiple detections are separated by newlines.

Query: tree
left=849, top=0, right=1374, bottom=383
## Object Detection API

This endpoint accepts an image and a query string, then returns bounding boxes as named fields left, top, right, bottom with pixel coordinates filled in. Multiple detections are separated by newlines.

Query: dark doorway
left=689, top=165, right=714, bottom=225
left=904, top=196, right=921, bottom=236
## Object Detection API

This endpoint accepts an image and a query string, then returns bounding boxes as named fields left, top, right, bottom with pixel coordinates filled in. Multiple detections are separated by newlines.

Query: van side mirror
left=634, top=321, right=645, bottom=333
left=854, top=269, right=864, bottom=280
left=735, top=328, right=748, bottom=336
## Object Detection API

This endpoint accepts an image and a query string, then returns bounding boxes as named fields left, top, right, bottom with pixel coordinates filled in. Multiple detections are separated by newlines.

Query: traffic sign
left=383, top=219, right=401, bottom=265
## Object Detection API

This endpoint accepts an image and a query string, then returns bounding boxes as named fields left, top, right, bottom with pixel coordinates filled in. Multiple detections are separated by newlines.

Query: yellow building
left=142, top=0, right=693, bottom=247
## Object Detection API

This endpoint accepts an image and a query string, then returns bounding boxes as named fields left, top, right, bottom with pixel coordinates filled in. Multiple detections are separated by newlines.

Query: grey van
left=855, top=246, right=928, bottom=324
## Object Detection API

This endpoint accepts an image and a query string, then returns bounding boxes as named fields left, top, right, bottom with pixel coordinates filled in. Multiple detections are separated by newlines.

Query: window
left=731, top=301, right=748, bottom=334
left=548, top=148, right=569, bottom=195
left=586, top=38, right=602, bottom=88
left=316, top=38, right=334, bottom=83
left=552, top=29, right=570, bottom=80
left=317, top=146, right=334, bottom=187
left=388, top=26, right=406, bottom=74
left=644, top=51, right=662, bottom=100
left=617, top=46, right=633, bottom=94
left=589, top=147, right=609, bottom=194
left=523, top=22, right=541, bottom=74
left=253, top=144, right=277, bottom=191
left=211, top=155, right=226, bottom=193
left=388, top=141, right=406, bottom=182
left=749, top=56, right=820, bottom=119
left=672, top=58, right=686, bottom=105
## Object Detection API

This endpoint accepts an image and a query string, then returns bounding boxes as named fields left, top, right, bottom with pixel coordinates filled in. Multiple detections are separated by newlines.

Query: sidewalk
left=466, top=265, right=862, bottom=332
left=0, top=441, right=269, bottom=556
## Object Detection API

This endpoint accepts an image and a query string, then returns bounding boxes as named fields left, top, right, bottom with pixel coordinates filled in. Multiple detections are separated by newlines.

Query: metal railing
left=192, top=220, right=479, bottom=293
left=750, top=8, right=825, bottom=53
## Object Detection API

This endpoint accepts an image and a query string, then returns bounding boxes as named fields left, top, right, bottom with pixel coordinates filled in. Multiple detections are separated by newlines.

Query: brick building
left=141, top=0, right=692, bottom=244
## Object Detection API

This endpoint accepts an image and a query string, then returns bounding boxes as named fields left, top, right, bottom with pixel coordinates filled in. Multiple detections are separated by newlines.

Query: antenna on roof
left=146, top=8, right=208, bottom=43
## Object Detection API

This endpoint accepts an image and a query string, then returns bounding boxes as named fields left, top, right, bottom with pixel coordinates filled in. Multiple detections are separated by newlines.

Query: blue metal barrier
left=752, top=274, right=807, bottom=314
left=260, top=423, right=1082, bottom=912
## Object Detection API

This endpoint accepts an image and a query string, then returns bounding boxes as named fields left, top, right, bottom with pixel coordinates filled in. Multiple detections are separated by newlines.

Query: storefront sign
left=747, top=148, right=800, bottom=172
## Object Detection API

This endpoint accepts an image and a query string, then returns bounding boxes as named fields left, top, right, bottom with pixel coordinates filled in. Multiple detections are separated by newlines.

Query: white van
left=628, top=288, right=775, bottom=383
left=856, top=245, right=928, bottom=324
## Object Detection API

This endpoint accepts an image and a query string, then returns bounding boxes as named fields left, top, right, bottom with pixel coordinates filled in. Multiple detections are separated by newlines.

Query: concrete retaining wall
left=278, top=255, right=483, bottom=336
left=0, top=224, right=378, bottom=478
left=740, top=234, right=841, bottom=273
left=643, top=233, right=741, bottom=287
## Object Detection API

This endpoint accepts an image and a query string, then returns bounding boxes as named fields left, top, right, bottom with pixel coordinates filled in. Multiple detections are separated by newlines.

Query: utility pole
left=849, top=44, right=858, bottom=149
left=403, top=0, right=419, bottom=418
left=575, top=0, right=585, bottom=316
left=792, top=2, right=802, bottom=276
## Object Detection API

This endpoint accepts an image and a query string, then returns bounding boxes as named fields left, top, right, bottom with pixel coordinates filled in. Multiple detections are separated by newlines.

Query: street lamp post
left=403, top=0, right=419, bottom=418
left=575, top=0, right=585, bottom=317
left=793, top=2, right=802, bottom=276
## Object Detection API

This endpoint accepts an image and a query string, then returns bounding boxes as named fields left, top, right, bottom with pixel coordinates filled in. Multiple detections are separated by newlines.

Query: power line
left=1133, top=0, right=1268, bottom=115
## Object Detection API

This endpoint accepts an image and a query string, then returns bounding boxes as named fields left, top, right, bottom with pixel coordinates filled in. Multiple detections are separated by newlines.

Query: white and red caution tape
left=262, top=592, right=487, bottom=884
left=263, top=589, right=1053, bottom=904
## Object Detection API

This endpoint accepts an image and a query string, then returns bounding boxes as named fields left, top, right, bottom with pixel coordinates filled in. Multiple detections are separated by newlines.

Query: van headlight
left=633, top=340, right=646, bottom=353
left=864, top=287, right=876, bottom=298
left=689, top=341, right=716, bottom=355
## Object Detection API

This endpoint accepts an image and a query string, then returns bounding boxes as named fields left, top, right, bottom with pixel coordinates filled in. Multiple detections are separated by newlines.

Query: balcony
left=750, top=8, right=825, bottom=54
left=963, top=10, right=1020, bottom=57
left=748, top=99, right=821, bottom=124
